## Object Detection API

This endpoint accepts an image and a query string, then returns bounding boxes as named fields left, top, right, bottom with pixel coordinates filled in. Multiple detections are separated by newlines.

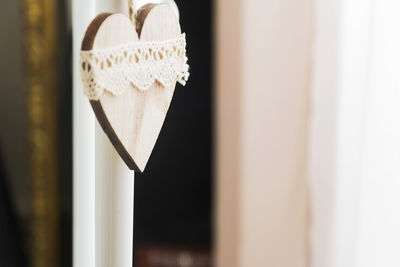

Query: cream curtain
left=310, top=0, right=400, bottom=266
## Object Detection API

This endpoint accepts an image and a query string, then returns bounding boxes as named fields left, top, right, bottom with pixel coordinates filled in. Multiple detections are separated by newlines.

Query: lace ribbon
left=80, top=33, right=189, bottom=100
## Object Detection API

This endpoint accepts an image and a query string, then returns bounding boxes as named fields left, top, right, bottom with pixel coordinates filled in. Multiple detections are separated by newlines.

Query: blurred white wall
left=217, top=0, right=313, bottom=266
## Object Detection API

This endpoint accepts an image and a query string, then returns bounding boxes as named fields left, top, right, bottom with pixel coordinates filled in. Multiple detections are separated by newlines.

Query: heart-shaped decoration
left=80, top=4, right=187, bottom=172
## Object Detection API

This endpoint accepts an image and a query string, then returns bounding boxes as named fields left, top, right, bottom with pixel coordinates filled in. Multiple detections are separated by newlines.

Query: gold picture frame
left=20, top=0, right=60, bottom=266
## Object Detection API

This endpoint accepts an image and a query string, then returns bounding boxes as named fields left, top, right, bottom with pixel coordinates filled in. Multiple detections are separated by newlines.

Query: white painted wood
left=72, top=1, right=96, bottom=267
left=95, top=126, right=134, bottom=267
left=94, top=2, right=135, bottom=267
left=73, top=1, right=134, bottom=267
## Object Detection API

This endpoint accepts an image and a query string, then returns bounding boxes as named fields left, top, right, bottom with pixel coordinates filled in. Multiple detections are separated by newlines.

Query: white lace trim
left=80, top=33, right=189, bottom=100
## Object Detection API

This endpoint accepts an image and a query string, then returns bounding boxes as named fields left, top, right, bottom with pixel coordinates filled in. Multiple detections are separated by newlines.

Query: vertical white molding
left=72, top=1, right=96, bottom=267
left=95, top=127, right=134, bottom=267
left=94, top=1, right=135, bottom=267
left=73, top=1, right=134, bottom=267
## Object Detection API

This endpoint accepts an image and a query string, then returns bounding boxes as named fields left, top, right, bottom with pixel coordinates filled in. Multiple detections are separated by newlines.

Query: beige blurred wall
left=216, top=0, right=313, bottom=266
left=0, top=1, right=30, bottom=221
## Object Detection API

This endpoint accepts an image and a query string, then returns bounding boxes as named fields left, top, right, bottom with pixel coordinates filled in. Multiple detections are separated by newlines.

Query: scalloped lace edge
left=80, top=33, right=189, bottom=100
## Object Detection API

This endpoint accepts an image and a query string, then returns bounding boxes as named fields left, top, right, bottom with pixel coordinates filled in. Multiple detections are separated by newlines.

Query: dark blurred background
left=134, top=0, right=214, bottom=266
left=0, top=0, right=213, bottom=267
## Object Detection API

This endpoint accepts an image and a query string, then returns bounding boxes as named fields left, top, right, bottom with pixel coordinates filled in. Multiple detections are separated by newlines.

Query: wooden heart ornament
left=80, top=4, right=189, bottom=172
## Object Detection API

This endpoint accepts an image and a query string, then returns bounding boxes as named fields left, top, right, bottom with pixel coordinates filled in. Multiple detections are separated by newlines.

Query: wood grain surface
left=81, top=5, right=181, bottom=172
